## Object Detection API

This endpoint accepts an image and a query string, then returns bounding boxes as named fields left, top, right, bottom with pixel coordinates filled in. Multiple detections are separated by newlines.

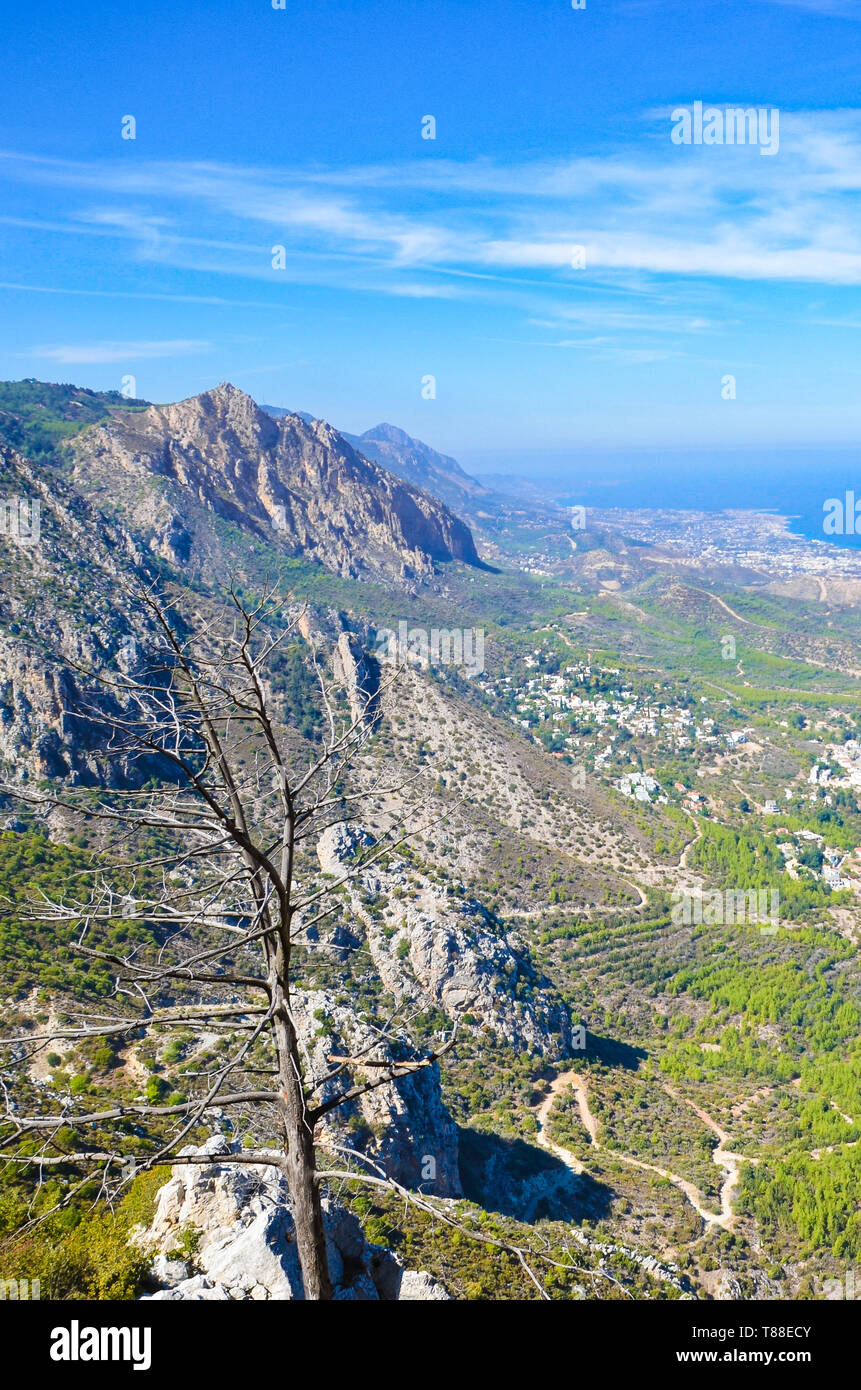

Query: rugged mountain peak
left=210, top=380, right=249, bottom=400
left=342, top=421, right=491, bottom=516
left=360, top=422, right=414, bottom=446
left=67, top=385, right=482, bottom=583
left=154, top=381, right=281, bottom=455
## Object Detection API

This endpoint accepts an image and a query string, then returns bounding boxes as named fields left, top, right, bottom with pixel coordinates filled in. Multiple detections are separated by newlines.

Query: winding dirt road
left=534, top=1070, right=756, bottom=1232
left=662, top=1083, right=756, bottom=1227
left=534, top=1072, right=585, bottom=1174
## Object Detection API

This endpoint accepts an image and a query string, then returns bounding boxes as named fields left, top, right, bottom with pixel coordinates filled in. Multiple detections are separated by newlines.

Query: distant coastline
left=469, top=447, right=861, bottom=545
left=501, top=451, right=861, bottom=554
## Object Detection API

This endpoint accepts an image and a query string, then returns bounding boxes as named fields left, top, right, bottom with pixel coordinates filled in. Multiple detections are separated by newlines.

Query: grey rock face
left=316, top=822, right=572, bottom=1057
left=316, top=821, right=374, bottom=878
left=0, top=444, right=159, bottom=785
left=398, top=1269, right=452, bottom=1301
left=292, top=987, right=462, bottom=1198
left=149, top=1254, right=191, bottom=1287
left=332, top=631, right=379, bottom=727
left=69, top=383, right=481, bottom=584
left=139, top=1137, right=449, bottom=1301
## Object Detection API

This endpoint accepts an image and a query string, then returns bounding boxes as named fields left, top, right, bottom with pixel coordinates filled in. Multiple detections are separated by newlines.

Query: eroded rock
left=139, top=1137, right=449, bottom=1302
left=315, top=822, right=572, bottom=1056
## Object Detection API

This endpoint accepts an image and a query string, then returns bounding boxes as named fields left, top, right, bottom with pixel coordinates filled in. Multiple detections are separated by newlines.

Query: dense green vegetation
left=0, top=829, right=156, bottom=997
left=0, top=379, right=149, bottom=464
left=689, top=823, right=848, bottom=919
left=742, top=1147, right=861, bottom=1261
left=0, top=1165, right=168, bottom=1299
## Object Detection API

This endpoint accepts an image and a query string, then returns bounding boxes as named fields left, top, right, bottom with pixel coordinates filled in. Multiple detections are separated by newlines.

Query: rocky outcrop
left=0, top=444, right=160, bottom=785
left=315, top=823, right=572, bottom=1057
left=139, top=1136, right=450, bottom=1301
left=292, top=987, right=462, bottom=1197
left=332, top=631, right=379, bottom=727
left=565, top=1226, right=694, bottom=1297
left=69, top=384, right=482, bottom=584
left=316, top=820, right=373, bottom=878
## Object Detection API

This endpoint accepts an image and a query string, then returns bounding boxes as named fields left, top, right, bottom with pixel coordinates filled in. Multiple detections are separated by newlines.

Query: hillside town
left=477, top=658, right=861, bottom=899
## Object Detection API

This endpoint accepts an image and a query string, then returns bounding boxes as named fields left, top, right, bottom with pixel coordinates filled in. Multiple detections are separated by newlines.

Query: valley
left=0, top=379, right=858, bottom=1303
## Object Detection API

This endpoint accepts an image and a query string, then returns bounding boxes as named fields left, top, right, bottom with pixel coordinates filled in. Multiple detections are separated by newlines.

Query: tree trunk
left=274, top=1006, right=333, bottom=1301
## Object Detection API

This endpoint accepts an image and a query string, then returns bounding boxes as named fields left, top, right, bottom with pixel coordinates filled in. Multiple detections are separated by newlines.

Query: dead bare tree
left=0, top=582, right=455, bottom=1301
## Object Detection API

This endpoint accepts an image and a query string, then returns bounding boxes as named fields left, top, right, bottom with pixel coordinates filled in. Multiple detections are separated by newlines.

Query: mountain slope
left=261, top=406, right=489, bottom=515
left=0, top=443, right=162, bottom=785
left=341, top=422, right=491, bottom=515
left=67, top=383, right=482, bottom=584
left=0, top=378, right=150, bottom=464
left=261, top=405, right=555, bottom=531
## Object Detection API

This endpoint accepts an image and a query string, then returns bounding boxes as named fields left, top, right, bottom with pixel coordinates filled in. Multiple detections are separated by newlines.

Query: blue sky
left=3, top=0, right=861, bottom=464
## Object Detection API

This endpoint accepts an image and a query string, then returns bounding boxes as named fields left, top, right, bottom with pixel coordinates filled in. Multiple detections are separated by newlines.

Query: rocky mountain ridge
left=67, top=383, right=482, bottom=583
left=341, top=421, right=492, bottom=518
left=261, top=403, right=544, bottom=528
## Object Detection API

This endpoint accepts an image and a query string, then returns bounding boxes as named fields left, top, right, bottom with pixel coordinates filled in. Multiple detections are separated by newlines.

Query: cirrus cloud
left=29, top=338, right=213, bottom=364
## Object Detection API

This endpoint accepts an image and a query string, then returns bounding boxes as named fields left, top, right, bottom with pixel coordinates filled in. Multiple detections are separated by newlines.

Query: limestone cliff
left=292, top=986, right=462, bottom=1197
left=139, top=1136, right=450, bottom=1301
left=315, top=822, right=573, bottom=1056
left=68, top=383, right=482, bottom=584
left=0, top=444, right=160, bottom=786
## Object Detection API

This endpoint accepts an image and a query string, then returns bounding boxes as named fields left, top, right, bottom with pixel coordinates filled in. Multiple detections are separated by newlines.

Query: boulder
left=138, top=1139, right=450, bottom=1302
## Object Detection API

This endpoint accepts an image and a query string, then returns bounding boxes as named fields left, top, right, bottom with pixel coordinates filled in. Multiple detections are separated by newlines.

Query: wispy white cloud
left=8, top=111, right=861, bottom=290
left=29, top=339, right=213, bottom=364
left=6, top=107, right=861, bottom=362
left=528, top=305, right=719, bottom=334
left=0, top=279, right=299, bottom=310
